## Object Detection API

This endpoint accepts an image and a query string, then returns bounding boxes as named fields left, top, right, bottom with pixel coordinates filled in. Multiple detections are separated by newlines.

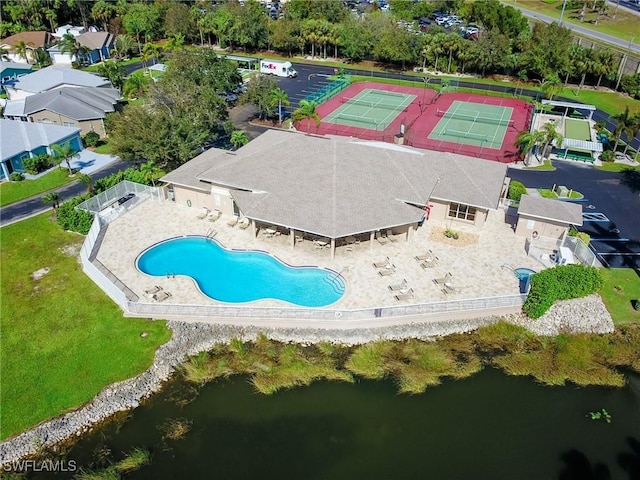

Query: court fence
left=303, top=75, right=351, bottom=106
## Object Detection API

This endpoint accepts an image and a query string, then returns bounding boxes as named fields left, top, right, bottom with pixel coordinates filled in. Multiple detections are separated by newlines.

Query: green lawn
left=502, top=0, right=639, bottom=45
left=524, top=160, right=556, bottom=171
left=93, top=141, right=114, bottom=155
left=0, top=213, right=171, bottom=440
left=0, top=169, right=77, bottom=208
left=599, top=269, right=640, bottom=324
left=561, top=89, right=640, bottom=115
left=538, top=188, right=583, bottom=199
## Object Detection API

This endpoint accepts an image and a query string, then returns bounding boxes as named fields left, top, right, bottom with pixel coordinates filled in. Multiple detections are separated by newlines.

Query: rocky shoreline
left=0, top=295, right=614, bottom=465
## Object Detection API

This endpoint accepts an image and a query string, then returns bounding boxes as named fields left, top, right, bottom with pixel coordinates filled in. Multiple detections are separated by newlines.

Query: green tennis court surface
left=324, top=88, right=415, bottom=130
left=564, top=118, right=591, bottom=141
left=428, top=101, right=514, bottom=149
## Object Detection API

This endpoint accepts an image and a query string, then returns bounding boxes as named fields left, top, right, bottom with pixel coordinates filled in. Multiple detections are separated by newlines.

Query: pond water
left=32, top=368, right=640, bottom=479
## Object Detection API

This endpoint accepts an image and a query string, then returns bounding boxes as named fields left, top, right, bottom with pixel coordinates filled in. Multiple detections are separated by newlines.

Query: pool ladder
left=501, top=263, right=515, bottom=274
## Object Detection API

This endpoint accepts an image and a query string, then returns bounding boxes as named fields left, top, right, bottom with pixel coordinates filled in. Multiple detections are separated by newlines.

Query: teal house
left=0, top=61, right=32, bottom=92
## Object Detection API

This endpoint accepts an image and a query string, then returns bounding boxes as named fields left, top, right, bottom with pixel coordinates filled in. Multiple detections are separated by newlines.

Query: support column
left=290, top=228, right=295, bottom=250
left=331, top=238, right=335, bottom=260
left=407, top=225, right=413, bottom=242
left=0, top=161, right=10, bottom=180
left=250, top=221, right=257, bottom=239
left=369, top=231, right=375, bottom=251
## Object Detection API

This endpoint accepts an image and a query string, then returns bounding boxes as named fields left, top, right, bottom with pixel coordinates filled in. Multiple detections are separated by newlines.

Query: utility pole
left=615, top=35, right=636, bottom=91
left=559, top=0, right=568, bottom=26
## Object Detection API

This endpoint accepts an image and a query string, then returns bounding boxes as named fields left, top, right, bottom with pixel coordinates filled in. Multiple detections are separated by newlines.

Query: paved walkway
left=97, top=199, right=540, bottom=311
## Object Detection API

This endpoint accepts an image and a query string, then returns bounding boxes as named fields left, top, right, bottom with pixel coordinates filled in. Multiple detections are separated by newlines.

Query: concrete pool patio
left=93, top=197, right=541, bottom=321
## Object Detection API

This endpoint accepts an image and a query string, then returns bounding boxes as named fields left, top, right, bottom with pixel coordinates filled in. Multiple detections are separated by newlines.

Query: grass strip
left=599, top=269, right=640, bottom=324
left=0, top=169, right=77, bottom=207
left=0, top=213, right=171, bottom=440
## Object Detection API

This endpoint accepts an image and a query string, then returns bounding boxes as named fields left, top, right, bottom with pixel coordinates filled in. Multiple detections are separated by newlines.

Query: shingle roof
left=0, top=119, right=80, bottom=161
left=10, top=87, right=121, bottom=120
left=518, top=195, right=583, bottom=226
left=163, top=130, right=507, bottom=238
left=11, top=66, right=110, bottom=94
left=77, top=32, right=115, bottom=50
left=0, top=31, right=53, bottom=49
left=0, top=61, right=33, bottom=74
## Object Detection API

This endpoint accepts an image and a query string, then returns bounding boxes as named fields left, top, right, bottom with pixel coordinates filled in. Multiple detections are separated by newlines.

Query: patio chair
left=227, top=216, right=239, bottom=227
left=313, top=240, right=328, bottom=249
left=143, top=285, right=162, bottom=297
left=376, top=232, right=390, bottom=245
left=386, top=230, right=398, bottom=242
left=394, top=289, right=414, bottom=301
left=388, top=279, right=408, bottom=291
left=414, top=250, right=434, bottom=261
left=196, top=207, right=209, bottom=219
left=442, top=282, right=461, bottom=295
left=420, top=257, right=439, bottom=269
left=372, top=257, right=391, bottom=268
left=433, top=272, right=453, bottom=286
left=238, top=218, right=250, bottom=229
left=153, top=291, right=172, bottom=302
left=207, top=210, right=221, bottom=222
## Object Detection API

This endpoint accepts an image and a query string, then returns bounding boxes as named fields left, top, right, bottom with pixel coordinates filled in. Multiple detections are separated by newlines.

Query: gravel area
left=0, top=295, right=615, bottom=465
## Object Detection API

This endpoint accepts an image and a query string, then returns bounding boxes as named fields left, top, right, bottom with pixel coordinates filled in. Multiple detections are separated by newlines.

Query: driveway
left=508, top=161, right=640, bottom=269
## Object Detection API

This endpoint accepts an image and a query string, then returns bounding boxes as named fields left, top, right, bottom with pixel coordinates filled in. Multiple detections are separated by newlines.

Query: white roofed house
left=3, top=66, right=112, bottom=100
left=3, top=87, right=121, bottom=137
left=0, top=119, right=82, bottom=181
left=161, top=130, right=509, bottom=258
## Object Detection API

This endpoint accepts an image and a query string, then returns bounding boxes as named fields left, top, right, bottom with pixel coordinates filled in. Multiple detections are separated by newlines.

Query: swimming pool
left=136, top=237, right=345, bottom=307
left=513, top=268, right=536, bottom=281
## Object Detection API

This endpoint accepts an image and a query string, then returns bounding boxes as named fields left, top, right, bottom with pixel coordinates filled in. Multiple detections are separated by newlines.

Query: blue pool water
left=514, top=268, right=536, bottom=281
left=136, top=237, right=345, bottom=307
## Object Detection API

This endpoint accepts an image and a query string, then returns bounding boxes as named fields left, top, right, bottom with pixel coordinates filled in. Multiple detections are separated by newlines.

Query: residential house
left=3, top=66, right=111, bottom=100
left=52, top=25, right=86, bottom=39
left=0, top=61, right=32, bottom=92
left=0, top=31, right=54, bottom=64
left=0, top=118, right=81, bottom=180
left=49, top=31, right=116, bottom=66
left=161, top=130, right=509, bottom=258
left=3, top=87, right=121, bottom=137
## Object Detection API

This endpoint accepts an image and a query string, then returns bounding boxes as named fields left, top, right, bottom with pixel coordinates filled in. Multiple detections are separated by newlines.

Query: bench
left=565, top=153, right=594, bottom=163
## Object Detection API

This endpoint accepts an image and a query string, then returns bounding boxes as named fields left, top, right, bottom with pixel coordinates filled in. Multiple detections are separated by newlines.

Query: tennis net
left=341, top=97, right=404, bottom=110
left=334, top=113, right=379, bottom=126
left=437, top=109, right=514, bottom=127
left=442, top=129, right=488, bottom=141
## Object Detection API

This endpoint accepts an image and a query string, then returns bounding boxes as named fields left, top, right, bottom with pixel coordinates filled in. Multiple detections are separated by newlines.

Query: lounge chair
left=394, top=290, right=414, bottom=301
left=227, top=216, right=239, bottom=227
left=442, top=282, right=461, bottom=294
left=153, top=291, right=172, bottom=302
left=143, top=285, right=162, bottom=297
left=433, top=272, right=453, bottom=286
left=238, top=218, right=250, bottom=229
left=207, top=210, right=221, bottom=222
left=196, top=207, right=209, bottom=219
left=376, top=233, right=390, bottom=245
left=386, top=230, right=398, bottom=242
left=378, top=267, right=396, bottom=276
left=420, top=257, right=439, bottom=269
left=414, top=250, right=434, bottom=261
left=372, top=257, right=391, bottom=268
left=388, top=279, right=408, bottom=291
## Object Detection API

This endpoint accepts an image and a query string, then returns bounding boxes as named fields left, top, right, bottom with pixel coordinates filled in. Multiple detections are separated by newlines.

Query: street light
left=615, top=35, right=636, bottom=91
left=559, top=0, right=568, bottom=25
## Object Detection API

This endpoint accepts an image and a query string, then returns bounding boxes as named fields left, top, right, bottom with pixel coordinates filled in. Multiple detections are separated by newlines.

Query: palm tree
left=14, top=40, right=33, bottom=63
left=78, top=173, right=93, bottom=194
left=514, top=130, right=545, bottom=165
left=51, top=142, right=79, bottom=176
left=42, top=192, right=60, bottom=218
left=541, top=73, right=563, bottom=100
left=292, top=100, right=321, bottom=134
left=540, top=121, right=563, bottom=159
left=114, top=34, right=133, bottom=60
left=230, top=131, right=249, bottom=150
left=141, top=43, right=160, bottom=69
left=621, top=114, right=640, bottom=158
left=33, top=48, right=51, bottom=68
left=139, top=160, right=163, bottom=187
left=271, top=87, right=290, bottom=125
left=97, top=60, right=125, bottom=91
left=0, top=47, right=9, bottom=61
left=57, top=33, right=89, bottom=66
left=610, top=107, right=634, bottom=153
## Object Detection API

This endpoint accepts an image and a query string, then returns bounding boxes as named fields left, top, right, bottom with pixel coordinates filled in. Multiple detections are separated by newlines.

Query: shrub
left=619, top=73, right=640, bottom=100
left=444, top=229, right=459, bottom=239
left=9, top=172, right=24, bottom=181
left=56, top=195, right=94, bottom=234
left=508, top=180, right=527, bottom=201
left=83, top=131, right=101, bottom=148
left=523, top=264, right=603, bottom=318
left=23, top=153, right=53, bottom=175
left=600, top=150, right=615, bottom=163
left=568, top=227, right=590, bottom=246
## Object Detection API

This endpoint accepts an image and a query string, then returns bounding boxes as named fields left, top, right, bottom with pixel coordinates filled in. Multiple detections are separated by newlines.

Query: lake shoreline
left=0, top=295, right=615, bottom=465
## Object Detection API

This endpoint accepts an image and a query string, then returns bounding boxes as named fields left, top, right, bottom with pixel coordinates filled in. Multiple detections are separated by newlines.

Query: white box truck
left=259, top=60, right=297, bottom=78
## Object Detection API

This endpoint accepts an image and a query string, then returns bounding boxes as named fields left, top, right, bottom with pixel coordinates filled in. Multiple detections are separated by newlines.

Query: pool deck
left=96, top=199, right=541, bottom=312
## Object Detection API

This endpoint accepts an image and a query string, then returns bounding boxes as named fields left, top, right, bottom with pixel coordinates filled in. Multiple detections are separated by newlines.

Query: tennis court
left=324, top=88, right=416, bottom=130
left=428, top=101, right=514, bottom=149
left=564, top=118, right=592, bottom=141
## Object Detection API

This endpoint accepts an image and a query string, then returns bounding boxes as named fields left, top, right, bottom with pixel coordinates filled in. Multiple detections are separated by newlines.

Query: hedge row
left=523, top=264, right=603, bottom=318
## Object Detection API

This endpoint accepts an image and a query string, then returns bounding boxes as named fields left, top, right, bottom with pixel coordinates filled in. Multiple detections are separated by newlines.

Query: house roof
left=0, top=119, right=80, bottom=161
left=0, top=31, right=53, bottom=49
left=7, top=87, right=121, bottom=121
left=77, top=32, right=115, bottom=50
left=518, top=195, right=583, bottom=226
left=0, top=61, right=33, bottom=74
left=162, top=130, right=507, bottom=238
left=10, top=66, right=111, bottom=94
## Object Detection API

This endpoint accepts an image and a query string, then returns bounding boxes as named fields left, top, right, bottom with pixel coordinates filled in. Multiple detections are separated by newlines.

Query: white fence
left=526, top=234, right=600, bottom=267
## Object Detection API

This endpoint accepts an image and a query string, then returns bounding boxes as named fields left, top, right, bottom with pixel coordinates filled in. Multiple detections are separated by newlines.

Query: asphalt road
left=0, top=158, right=128, bottom=227
left=508, top=162, right=640, bottom=269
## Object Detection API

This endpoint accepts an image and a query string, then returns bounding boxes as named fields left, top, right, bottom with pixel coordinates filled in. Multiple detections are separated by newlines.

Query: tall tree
left=122, top=2, right=163, bottom=54
left=114, top=34, right=133, bottom=59
left=42, top=192, right=60, bottom=218
left=13, top=39, right=32, bottom=63
left=610, top=107, right=635, bottom=152
left=57, top=33, right=89, bottom=66
left=542, top=73, right=563, bottom=100
left=91, top=0, right=116, bottom=32
left=79, top=174, right=93, bottom=194
left=51, top=142, right=79, bottom=176
left=271, top=87, right=290, bottom=125
left=97, top=60, right=125, bottom=91
left=540, top=121, right=563, bottom=159
left=292, top=100, right=321, bottom=134
left=139, top=160, right=163, bottom=187
left=514, top=130, right=545, bottom=165
left=32, top=48, right=51, bottom=68
left=240, top=74, right=279, bottom=120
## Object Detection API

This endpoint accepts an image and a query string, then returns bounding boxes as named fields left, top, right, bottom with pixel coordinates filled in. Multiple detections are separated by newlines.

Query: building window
left=448, top=203, right=476, bottom=222
left=63, top=122, right=75, bottom=127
